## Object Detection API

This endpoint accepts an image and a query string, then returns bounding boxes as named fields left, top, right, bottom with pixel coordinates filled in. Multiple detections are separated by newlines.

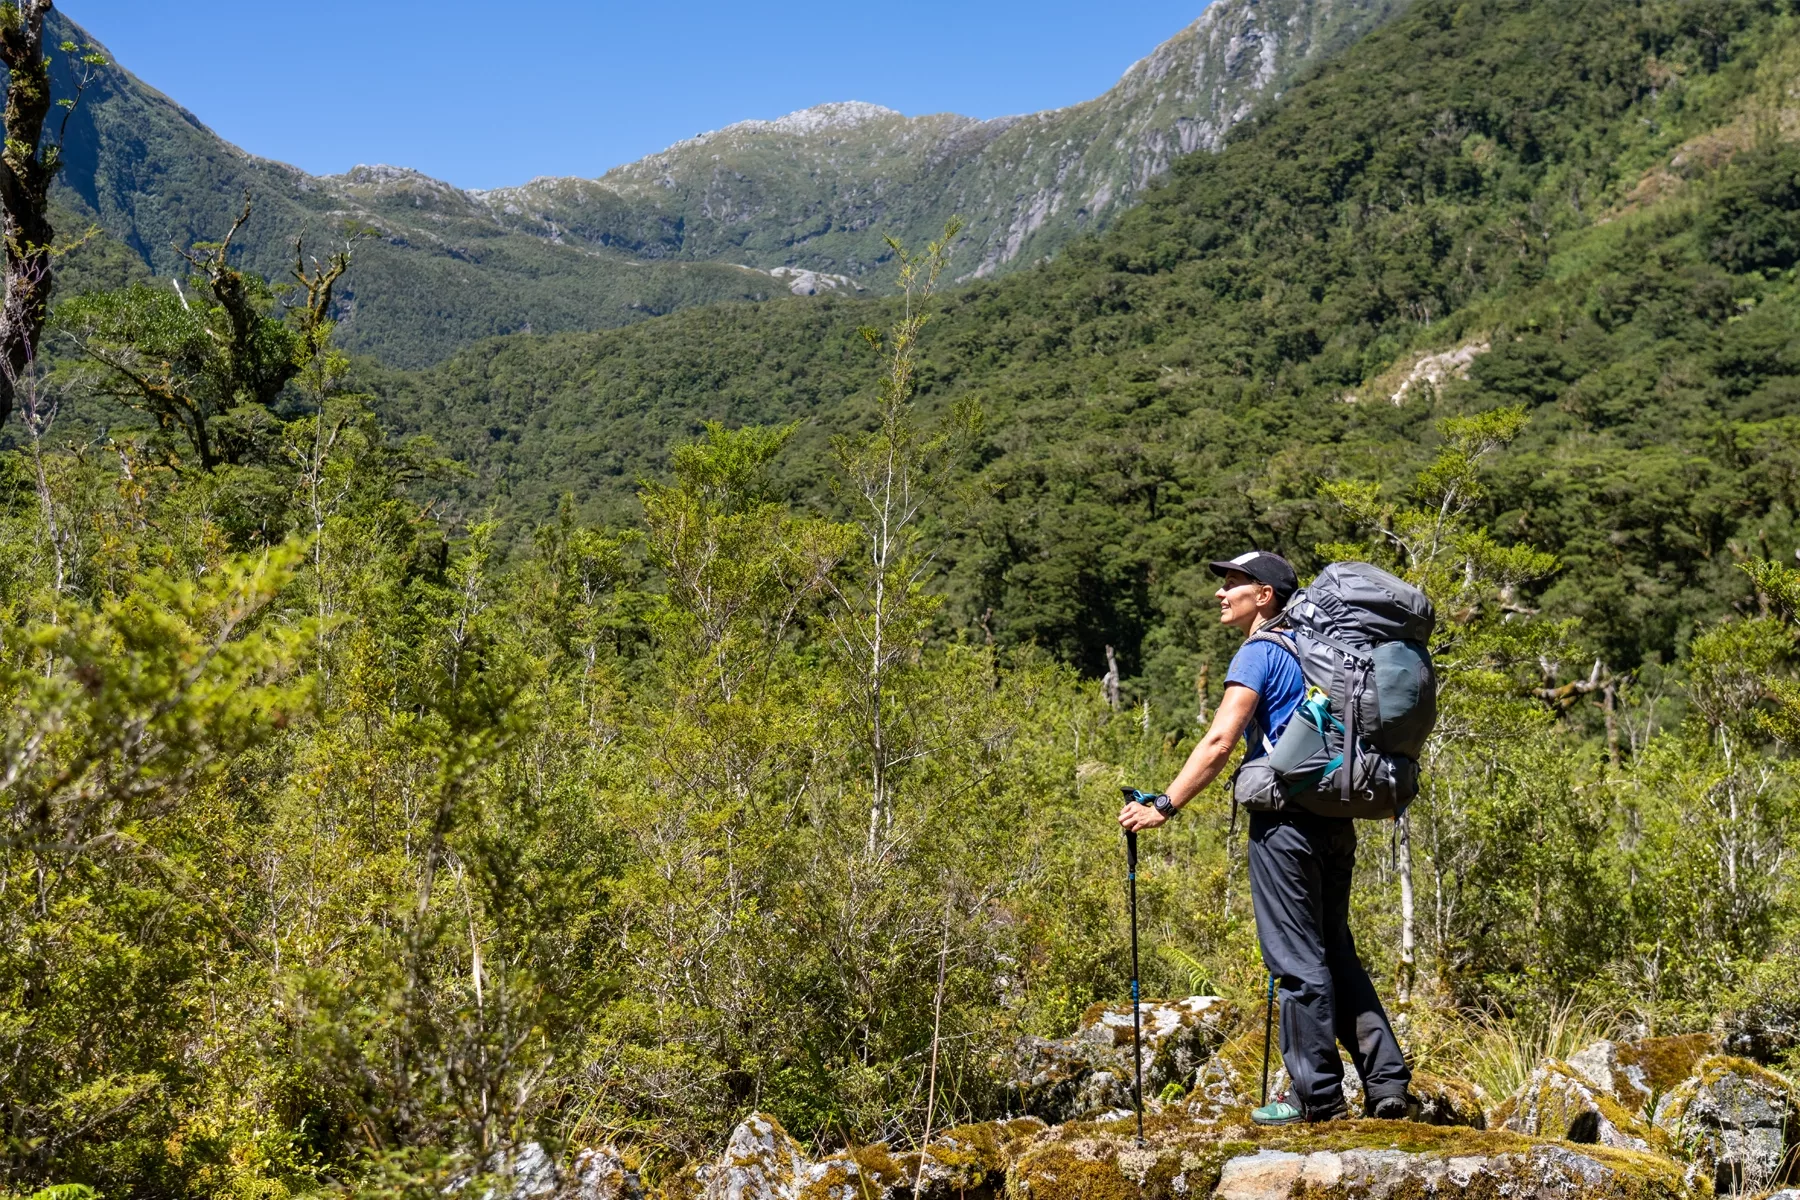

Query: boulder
left=1009, top=996, right=1233, bottom=1122
left=1495, top=1061, right=1657, bottom=1150
left=1620, top=1036, right=1720, bottom=1098
left=1210, top=1143, right=1691, bottom=1199
left=907, top=1117, right=1047, bottom=1198
left=795, top=1145, right=905, bottom=1200
left=1653, top=1055, right=1798, bottom=1195
left=1071, top=996, right=1236, bottom=1094
left=795, top=1118, right=1048, bottom=1200
left=702, top=1113, right=808, bottom=1200
left=1410, top=1070, right=1488, bottom=1129
left=1010, top=1035, right=1111, bottom=1123
left=466, top=1142, right=561, bottom=1200
left=1007, top=1126, right=1226, bottom=1200
left=568, top=1148, right=643, bottom=1200
left=1569, top=1035, right=1720, bottom=1113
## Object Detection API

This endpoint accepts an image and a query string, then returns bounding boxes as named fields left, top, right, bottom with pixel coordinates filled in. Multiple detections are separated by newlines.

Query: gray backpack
left=1232, top=562, right=1437, bottom=820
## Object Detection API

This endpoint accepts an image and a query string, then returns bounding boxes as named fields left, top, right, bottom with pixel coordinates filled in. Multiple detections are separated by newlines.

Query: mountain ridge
left=45, top=0, right=1403, bottom=363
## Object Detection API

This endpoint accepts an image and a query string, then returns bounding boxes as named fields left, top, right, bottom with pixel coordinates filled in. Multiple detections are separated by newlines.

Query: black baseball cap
left=1208, top=550, right=1299, bottom=607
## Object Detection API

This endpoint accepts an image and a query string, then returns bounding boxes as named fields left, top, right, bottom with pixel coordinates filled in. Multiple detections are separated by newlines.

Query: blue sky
left=61, top=1, right=1208, bottom=191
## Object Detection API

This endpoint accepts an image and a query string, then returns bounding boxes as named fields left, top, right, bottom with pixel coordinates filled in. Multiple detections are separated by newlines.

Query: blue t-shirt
left=1225, top=637, right=1305, bottom=760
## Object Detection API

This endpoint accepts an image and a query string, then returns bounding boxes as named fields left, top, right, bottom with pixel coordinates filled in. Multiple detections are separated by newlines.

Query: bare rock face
left=1495, top=1061, right=1657, bottom=1150
left=703, top=1113, right=808, bottom=1200
left=1653, top=1055, right=1799, bottom=1195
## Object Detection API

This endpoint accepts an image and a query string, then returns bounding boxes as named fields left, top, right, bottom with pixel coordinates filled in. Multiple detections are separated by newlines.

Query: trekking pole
left=1261, top=972, right=1276, bottom=1104
left=1121, top=788, right=1148, bottom=1145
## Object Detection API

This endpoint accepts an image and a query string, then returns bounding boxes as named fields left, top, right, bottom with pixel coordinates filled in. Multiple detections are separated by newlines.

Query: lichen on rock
left=1212, top=1141, right=1690, bottom=1199
left=1496, top=1060, right=1659, bottom=1150
left=703, top=1113, right=808, bottom=1200
left=1010, top=995, right=1234, bottom=1122
left=1653, top=1054, right=1798, bottom=1195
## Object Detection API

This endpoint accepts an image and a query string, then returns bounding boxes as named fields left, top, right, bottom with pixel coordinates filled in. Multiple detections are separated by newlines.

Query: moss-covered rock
left=1496, top=1060, right=1660, bottom=1151
left=1194, top=1030, right=1485, bottom=1126
left=1620, top=1036, right=1721, bottom=1098
left=1073, top=997, right=1236, bottom=1092
left=700, top=1113, right=807, bottom=1200
left=1007, top=1121, right=1236, bottom=1200
left=1210, top=1142, right=1691, bottom=1199
left=1006, top=1116, right=1695, bottom=1198
left=904, top=1118, right=1048, bottom=1199
left=568, top=1147, right=644, bottom=1200
left=1653, top=1054, right=1798, bottom=1195
left=1009, top=996, right=1234, bottom=1123
left=794, top=1144, right=907, bottom=1200
left=1410, top=1070, right=1489, bottom=1129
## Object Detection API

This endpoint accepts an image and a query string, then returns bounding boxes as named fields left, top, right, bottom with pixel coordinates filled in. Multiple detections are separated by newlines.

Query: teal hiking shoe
left=1251, top=1093, right=1349, bottom=1125
left=1250, top=1095, right=1304, bottom=1125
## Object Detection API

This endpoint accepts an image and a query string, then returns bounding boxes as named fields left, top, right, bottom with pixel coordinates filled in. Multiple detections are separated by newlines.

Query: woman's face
left=1216, top=569, right=1273, bottom=630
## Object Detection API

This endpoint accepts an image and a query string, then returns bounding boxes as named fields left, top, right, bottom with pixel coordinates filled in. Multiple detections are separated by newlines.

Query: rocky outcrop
left=1208, top=1143, right=1691, bottom=1200
left=681, top=1008, right=1794, bottom=1200
left=568, top=1148, right=644, bottom=1200
left=1495, top=1061, right=1657, bottom=1150
left=701, top=1113, right=808, bottom=1200
left=1410, top=1071, right=1489, bottom=1129
left=1653, top=1055, right=1798, bottom=1194
left=705, top=1102, right=1698, bottom=1200
left=1568, top=1035, right=1719, bottom=1112
left=999, top=1120, right=1693, bottom=1199
left=1010, top=996, right=1234, bottom=1122
left=453, top=1143, right=642, bottom=1200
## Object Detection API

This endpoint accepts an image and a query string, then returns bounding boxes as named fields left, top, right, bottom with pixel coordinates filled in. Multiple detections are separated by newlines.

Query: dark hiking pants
left=1248, top=809, right=1410, bottom=1113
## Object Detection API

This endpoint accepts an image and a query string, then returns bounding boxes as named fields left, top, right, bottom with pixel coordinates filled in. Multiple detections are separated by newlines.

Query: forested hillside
left=374, top=0, right=1800, bottom=711
left=33, top=0, right=1396, bottom=366
left=4, top=0, right=1800, bottom=1196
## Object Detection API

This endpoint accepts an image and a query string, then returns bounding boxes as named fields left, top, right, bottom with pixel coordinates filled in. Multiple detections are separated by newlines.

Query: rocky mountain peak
left=721, top=100, right=904, bottom=138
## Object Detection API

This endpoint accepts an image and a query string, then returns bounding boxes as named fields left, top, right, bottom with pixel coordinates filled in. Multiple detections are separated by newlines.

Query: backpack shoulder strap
left=1246, top=627, right=1300, bottom=659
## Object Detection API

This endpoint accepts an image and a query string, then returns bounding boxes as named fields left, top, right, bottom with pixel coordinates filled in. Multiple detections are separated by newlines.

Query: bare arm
left=1118, top=684, right=1257, bottom=831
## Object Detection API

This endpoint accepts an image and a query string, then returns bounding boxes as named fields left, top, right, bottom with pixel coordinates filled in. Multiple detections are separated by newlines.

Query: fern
left=1157, top=944, right=1216, bottom=997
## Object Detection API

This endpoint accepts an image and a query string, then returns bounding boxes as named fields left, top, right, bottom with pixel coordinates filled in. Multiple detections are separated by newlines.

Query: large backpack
left=1232, top=562, right=1437, bottom=820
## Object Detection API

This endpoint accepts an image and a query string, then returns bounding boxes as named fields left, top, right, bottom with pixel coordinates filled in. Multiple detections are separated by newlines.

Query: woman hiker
left=1116, top=549, right=1414, bottom=1124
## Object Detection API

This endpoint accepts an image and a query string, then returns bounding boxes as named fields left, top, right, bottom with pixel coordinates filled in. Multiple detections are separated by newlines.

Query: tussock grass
left=1405, top=1001, right=1620, bottom=1103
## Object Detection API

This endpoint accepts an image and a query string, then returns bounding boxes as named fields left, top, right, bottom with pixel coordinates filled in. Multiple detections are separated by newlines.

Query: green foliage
left=1701, top=142, right=1800, bottom=273
left=9, top=0, right=1800, bottom=1191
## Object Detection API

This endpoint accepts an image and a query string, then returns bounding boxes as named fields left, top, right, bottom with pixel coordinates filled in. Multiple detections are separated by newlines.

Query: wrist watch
left=1149, top=793, right=1180, bottom=819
